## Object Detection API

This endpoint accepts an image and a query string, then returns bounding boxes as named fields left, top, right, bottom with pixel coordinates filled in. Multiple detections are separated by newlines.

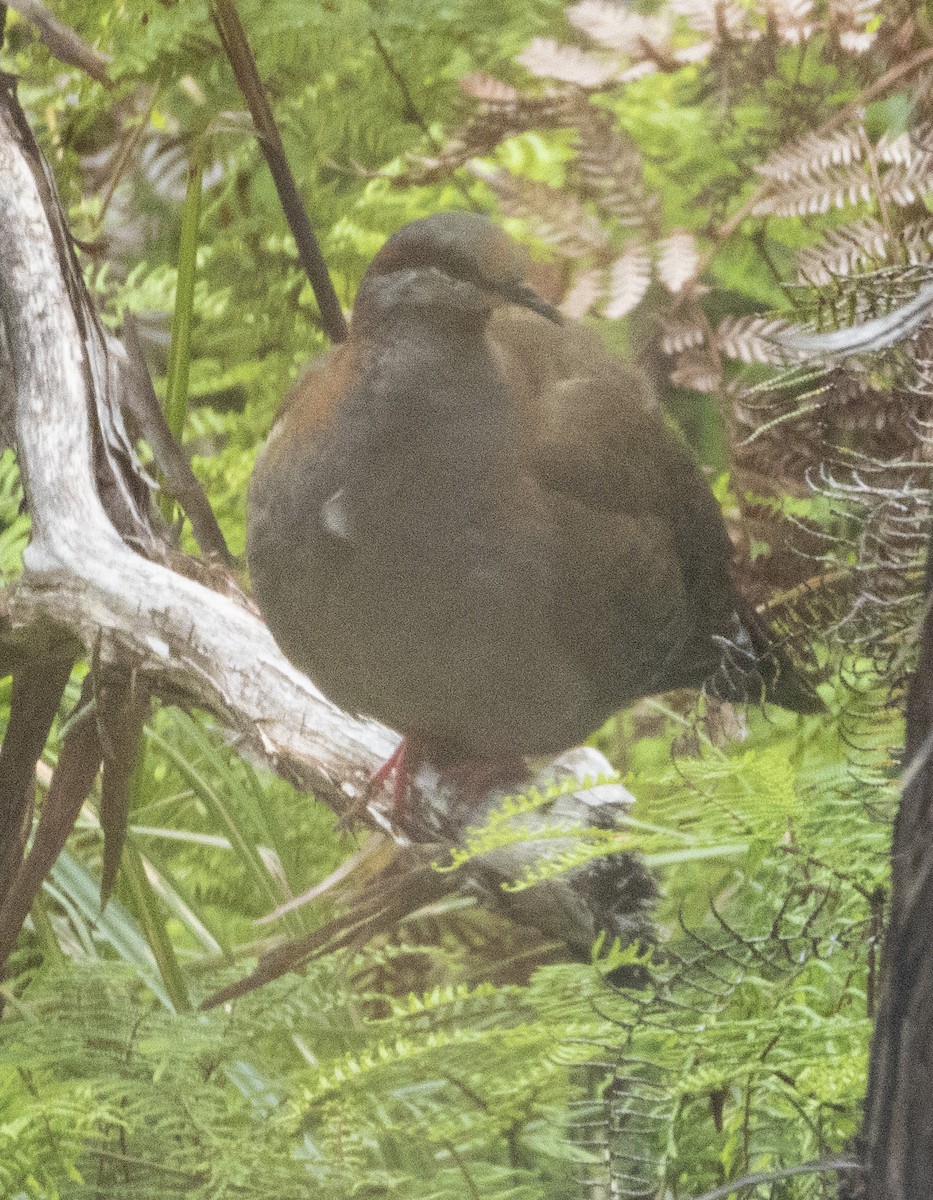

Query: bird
left=247, top=212, right=821, bottom=805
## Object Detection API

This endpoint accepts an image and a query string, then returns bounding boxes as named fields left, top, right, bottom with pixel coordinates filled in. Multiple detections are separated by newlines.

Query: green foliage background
left=0, top=1, right=914, bottom=1197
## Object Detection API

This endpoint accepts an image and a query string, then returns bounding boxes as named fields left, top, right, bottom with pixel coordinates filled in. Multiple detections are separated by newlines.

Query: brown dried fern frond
left=397, top=76, right=574, bottom=185
left=560, top=266, right=605, bottom=318
left=459, top=75, right=576, bottom=126
left=795, top=218, right=890, bottom=284
left=755, top=124, right=933, bottom=220
left=659, top=314, right=705, bottom=356
left=756, top=127, right=864, bottom=183
left=657, top=230, right=700, bottom=294
left=899, top=219, right=933, bottom=267
left=716, top=314, right=793, bottom=364
left=877, top=155, right=933, bottom=208
left=572, top=107, right=654, bottom=227
left=457, top=71, right=521, bottom=111
left=753, top=162, right=873, bottom=217
left=796, top=217, right=933, bottom=285
left=669, top=348, right=722, bottom=393
left=516, top=37, right=620, bottom=88
left=601, top=241, right=652, bottom=318
left=473, top=165, right=611, bottom=258
left=875, top=130, right=917, bottom=166
left=567, top=1, right=673, bottom=57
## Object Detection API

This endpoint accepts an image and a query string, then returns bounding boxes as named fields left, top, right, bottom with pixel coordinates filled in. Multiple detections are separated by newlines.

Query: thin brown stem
left=210, top=0, right=348, bottom=343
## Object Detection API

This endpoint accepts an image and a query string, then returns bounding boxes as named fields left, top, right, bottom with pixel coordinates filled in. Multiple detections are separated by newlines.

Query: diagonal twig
left=6, top=0, right=112, bottom=87
left=210, top=0, right=348, bottom=343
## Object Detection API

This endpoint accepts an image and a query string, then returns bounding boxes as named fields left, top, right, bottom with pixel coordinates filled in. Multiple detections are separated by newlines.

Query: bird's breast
left=247, top=335, right=599, bottom=752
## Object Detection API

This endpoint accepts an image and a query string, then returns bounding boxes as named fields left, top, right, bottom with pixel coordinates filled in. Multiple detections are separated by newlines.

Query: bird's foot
left=366, top=738, right=529, bottom=822
left=368, top=738, right=413, bottom=813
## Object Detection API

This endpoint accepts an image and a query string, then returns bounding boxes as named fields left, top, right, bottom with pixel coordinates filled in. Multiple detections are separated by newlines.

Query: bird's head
left=354, top=212, right=562, bottom=331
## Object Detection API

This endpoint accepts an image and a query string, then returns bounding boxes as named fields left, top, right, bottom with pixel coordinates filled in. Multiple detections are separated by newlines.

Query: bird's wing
left=487, top=309, right=738, bottom=704
left=489, top=309, right=822, bottom=712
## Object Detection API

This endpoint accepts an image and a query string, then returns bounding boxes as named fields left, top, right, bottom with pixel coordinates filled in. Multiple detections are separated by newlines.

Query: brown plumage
left=247, top=213, right=820, bottom=792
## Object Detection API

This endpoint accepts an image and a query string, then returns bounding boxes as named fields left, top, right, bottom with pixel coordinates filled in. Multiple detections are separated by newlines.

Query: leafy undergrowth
left=0, top=670, right=890, bottom=1199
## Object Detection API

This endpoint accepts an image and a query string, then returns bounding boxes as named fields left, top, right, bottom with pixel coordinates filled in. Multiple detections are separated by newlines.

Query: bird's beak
left=490, top=280, right=564, bottom=324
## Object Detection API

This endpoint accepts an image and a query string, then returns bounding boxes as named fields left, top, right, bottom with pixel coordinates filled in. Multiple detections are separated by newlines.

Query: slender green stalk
left=121, top=841, right=192, bottom=1013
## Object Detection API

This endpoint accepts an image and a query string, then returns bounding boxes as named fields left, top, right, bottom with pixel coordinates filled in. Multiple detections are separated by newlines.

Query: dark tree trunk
left=854, top=532, right=933, bottom=1197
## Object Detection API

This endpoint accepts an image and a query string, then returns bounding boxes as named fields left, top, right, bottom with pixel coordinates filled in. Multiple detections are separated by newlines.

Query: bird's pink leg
left=368, top=738, right=412, bottom=812
left=368, top=736, right=528, bottom=817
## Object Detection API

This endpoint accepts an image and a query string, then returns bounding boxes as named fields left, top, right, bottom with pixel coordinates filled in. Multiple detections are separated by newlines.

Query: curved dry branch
left=0, top=72, right=392, bottom=800
left=6, top=0, right=113, bottom=87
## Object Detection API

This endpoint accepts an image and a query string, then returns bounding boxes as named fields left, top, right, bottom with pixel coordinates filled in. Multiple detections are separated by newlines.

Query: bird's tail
left=711, top=601, right=824, bottom=715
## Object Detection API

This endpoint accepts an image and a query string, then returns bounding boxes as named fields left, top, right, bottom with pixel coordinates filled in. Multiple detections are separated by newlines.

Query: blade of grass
left=46, top=850, right=171, bottom=1008
left=121, top=841, right=191, bottom=1012
left=136, top=844, right=228, bottom=957
left=143, top=723, right=301, bottom=936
